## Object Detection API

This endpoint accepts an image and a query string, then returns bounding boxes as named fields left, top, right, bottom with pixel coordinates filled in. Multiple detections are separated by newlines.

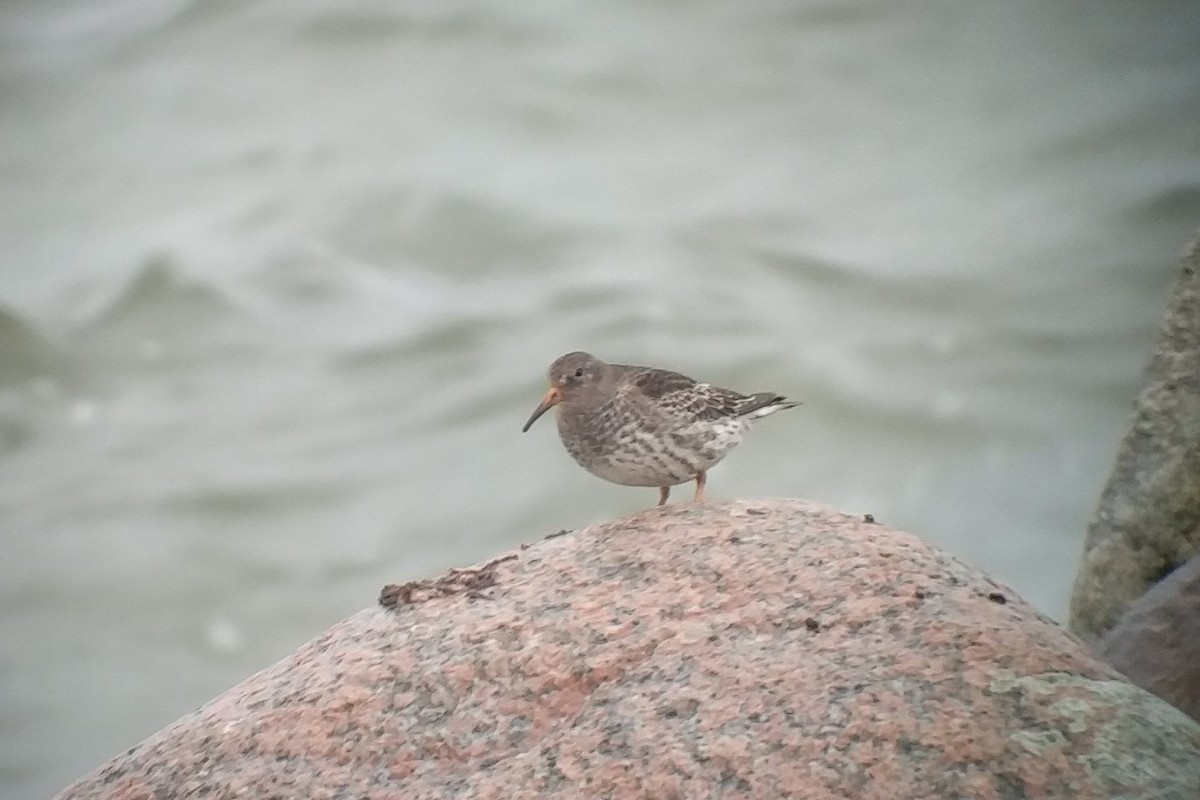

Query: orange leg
left=658, top=486, right=670, bottom=506
left=693, top=471, right=707, bottom=502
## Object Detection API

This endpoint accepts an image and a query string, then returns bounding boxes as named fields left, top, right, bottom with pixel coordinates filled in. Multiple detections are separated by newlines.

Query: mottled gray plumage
left=522, top=351, right=799, bottom=505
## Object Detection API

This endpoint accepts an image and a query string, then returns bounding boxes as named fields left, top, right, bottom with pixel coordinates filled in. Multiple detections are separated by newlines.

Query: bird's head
left=521, top=351, right=607, bottom=432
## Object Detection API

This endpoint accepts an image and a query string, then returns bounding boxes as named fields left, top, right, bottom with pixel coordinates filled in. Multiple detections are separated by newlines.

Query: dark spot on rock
left=379, top=554, right=518, bottom=610
left=804, top=617, right=821, bottom=632
left=914, top=588, right=926, bottom=600
left=724, top=776, right=753, bottom=792
left=545, top=529, right=572, bottom=539
left=863, top=513, right=876, bottom=523
left=987, top=592, right=1007, bottom=605
left=657, top=698, right=700, bottom=719
left=378, top=582, right=413, bottom=608
left=730, top=535, right=741, bottom=543
left=994, top=771, right=1029, bottom=800
left=745, top=507, right=767, bottom=515
left=1149, top=559, right=1180, bottom=586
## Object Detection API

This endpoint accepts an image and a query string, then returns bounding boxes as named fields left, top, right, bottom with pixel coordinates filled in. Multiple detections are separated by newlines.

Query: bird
left=521, top=351, right=799, bottom=506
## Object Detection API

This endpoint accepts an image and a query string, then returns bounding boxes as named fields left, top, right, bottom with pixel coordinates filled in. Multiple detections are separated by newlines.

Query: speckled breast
left=556, top=404, right=746, bottom=487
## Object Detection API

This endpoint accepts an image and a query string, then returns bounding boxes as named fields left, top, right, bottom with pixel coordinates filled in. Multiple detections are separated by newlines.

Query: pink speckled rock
left=54, top=500, right=1200, bottom=800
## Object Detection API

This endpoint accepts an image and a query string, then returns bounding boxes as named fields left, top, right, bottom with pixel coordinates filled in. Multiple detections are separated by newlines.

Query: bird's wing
left=621, top=366, right=791, bottom=422
left=634, top=372, right=753, bottom=423
left=625, top=366, right=699, bottom=399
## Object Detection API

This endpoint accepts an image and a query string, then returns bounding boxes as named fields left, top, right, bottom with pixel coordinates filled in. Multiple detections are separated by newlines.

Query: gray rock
left=1096, top=552, right=1200, bottom=722
left=1069, top=230, right=1200, bottom=642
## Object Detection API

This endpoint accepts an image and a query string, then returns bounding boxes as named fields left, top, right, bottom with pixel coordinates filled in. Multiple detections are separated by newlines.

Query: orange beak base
left=521, top=386, right=561, bottom=432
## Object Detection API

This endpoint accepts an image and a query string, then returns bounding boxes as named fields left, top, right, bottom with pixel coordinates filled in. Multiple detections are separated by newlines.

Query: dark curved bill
left=521, top=386, right=561, bottom=432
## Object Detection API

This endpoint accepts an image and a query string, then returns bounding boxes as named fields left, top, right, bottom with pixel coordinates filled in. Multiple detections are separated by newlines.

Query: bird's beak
left=521, top=386, right=561, bottom=432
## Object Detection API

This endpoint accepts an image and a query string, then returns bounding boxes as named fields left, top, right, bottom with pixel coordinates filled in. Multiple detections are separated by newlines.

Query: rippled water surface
left=3, top=0, right=1200, bottom=796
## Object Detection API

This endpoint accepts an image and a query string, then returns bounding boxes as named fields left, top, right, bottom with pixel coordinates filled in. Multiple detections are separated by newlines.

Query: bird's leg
left=658, top=486, right=670, bottom=506
left=693, top=471, right=707, bottom=502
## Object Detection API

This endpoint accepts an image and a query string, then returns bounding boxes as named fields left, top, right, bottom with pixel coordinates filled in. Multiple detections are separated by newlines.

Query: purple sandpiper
left=522, top=351, right=799, bottom=505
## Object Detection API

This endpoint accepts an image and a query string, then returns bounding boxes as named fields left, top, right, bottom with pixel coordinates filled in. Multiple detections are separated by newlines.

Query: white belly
left=567, top=417, right=750, bottom=487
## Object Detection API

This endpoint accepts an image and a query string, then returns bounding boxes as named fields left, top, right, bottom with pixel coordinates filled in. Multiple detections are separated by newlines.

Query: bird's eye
left=573, top=367, right=585, bottom=378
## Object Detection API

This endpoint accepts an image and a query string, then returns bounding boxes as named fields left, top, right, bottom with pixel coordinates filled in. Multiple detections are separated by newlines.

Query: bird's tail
left=739, top=393, right=801, bottom=419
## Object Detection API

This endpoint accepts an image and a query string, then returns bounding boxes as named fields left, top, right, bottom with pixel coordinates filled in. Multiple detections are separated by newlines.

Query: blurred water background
left=2, top=0, right=1200, bottom=796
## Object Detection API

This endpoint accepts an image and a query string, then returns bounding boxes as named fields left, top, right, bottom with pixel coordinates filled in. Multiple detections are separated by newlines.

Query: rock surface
left=1069, top=229, right=1200, bottom=641
left=55, top=500, right=1200, bottom=800
left=1096, top=551, right=1200, bottom=723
